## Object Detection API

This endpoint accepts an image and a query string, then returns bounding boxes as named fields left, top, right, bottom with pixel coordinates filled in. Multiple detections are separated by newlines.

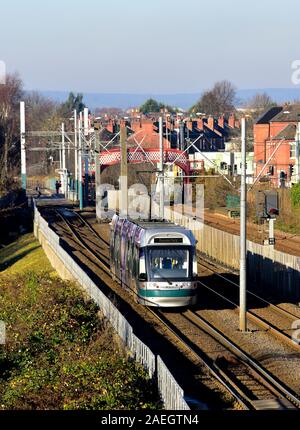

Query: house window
left=220, top=162, right=227, bottom=170
left=290, top=142, right=296, bottom=158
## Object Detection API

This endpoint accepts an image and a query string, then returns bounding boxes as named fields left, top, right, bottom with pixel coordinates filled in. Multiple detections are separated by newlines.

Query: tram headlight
left=193, top=253, right=198, bottom=277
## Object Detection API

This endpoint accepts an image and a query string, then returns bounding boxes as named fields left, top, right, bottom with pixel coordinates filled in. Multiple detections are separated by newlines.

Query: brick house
left=254, top=104, right=300, bottom=186
left=127, top=113, right=239, bottom=153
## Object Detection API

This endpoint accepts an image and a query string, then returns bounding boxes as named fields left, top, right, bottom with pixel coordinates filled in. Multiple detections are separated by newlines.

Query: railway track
left=52, top=209, right=254, bottom=409
left=198, top=257, right=300, bottom=318
left=148, top=308, right=298, bottom=410
left=186, top=207, right=300, bottom=257
left=52, top=209, right=251, bottom=408
left=54, top=209, right=111, bottom=273
left=48, top=208, right=300, bottom=410
left=197, top=258, right=300, bottom=352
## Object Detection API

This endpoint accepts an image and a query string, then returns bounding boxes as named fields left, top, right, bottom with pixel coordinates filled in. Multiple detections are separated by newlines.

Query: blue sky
left=1, top=0, right=300, bottom=93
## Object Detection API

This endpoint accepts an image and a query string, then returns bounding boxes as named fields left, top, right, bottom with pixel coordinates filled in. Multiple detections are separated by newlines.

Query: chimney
left=207, top=116, right=215, bottom=130
left=218, top=115, right=225, bottom=128
left=119, top=119, right=126, bottom=130
left=197, top=118, right=204, bottom=130
left=130, top=118, right=141, bottom=133
left=228, top=113, right=235, bottom=128
left=186, top=120, right=194, bottom=131
left=107, top=119, right=114, bottom=133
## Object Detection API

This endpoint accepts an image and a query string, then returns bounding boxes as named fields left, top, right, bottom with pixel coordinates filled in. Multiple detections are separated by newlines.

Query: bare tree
left=24, top=92, right=69, bottom=178
left=0, top=73, right=23, bottom=179
left=191, top=80, right=237, bottom=116
left=25, top=91, right=62, bottom=131
left=246, top=92, right=276, bottom=112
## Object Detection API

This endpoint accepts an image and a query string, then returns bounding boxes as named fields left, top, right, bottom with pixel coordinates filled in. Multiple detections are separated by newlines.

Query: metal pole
left=62, top=123, right=66, bottom=197
left=180, top=120, right=185, bottom=151
left=295, top=122, right=300, bottom=183
left=159, top=117, right=164, bottom=219
left=268, top=218, right=275, bottom=250
left=59, top=138, right=62, bottom=172
left=74, top=110, right=78, bottom=197
left=120, top=124, right=128, bottom=218
left=78, top=113, right=83, bottom=210
left=20, top=102, right=26, bottom=191
left=95, top=131, right=102, bottom=221
left=83, top=108, right=89, bottom=206
left=84, top=107, right=89, bottom=137
left=240, top=117, right=247, bottom=332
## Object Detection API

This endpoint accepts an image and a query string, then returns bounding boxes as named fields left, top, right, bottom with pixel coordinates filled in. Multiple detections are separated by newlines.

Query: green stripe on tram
left=138, top=289, right=196, bottom=298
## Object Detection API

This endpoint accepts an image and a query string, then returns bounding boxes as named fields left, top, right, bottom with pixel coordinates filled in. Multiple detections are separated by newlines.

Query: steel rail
left=198, top=277, right=300, bottom=353
left=184, top=310, right=300, bottom=409
left=62, top=210, right=300, bottom=349
left=54, top=210, right=111, bottom=274
left=54, top=210, right=256, bottom=409
left=146, top=307, right=251, bottom=410
left=198, top=257, right=300, bottom=321
left=52, top=209, right=299, bottom=410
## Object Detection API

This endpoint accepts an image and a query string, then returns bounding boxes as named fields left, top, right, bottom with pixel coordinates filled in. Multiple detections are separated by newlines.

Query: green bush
left=291, top=183, right=300, bottom=208
left=0, top=272, right=161, bottom=410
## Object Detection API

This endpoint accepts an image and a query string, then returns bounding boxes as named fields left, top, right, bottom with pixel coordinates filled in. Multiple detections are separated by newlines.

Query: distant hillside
left=29, top=88, right=300, bottom=111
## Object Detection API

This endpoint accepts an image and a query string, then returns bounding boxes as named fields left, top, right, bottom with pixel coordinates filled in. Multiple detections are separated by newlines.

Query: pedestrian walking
left=55, top=180, right=61, bottom=195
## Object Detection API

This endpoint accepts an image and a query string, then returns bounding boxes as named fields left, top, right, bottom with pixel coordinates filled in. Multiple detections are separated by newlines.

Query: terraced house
left=254, top=104, right=300, bottom=186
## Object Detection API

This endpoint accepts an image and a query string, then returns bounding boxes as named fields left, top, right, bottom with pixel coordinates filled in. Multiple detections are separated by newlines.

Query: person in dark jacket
left=55, top=180, right=61, bottom=195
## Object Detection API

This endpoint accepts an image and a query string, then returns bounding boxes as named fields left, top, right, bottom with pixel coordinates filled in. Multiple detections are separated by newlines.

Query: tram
left=110, top=214, right=198, bottom=307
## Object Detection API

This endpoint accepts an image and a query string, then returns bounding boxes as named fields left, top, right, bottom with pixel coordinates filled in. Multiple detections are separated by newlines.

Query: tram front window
left=148, top=248, right=190, bottom=280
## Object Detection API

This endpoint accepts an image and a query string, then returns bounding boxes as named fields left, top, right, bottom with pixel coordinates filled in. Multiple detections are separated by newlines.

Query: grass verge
left=0, top=234, right=161, bottom=410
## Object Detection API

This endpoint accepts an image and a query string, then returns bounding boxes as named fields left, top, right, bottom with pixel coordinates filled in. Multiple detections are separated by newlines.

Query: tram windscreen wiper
left=158, top=274, right=172, bottom=285
left=151, top=268, right=172, bottom=284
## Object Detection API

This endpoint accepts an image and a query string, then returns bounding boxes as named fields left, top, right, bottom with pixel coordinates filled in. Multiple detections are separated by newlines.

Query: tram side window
left=126, top=239, right=132, bottom=272
left=132, top=245, right=137, bottom=277
left=112, top=231, right=117, bottom=259
left=130, top=241, right=135, bottom=274
left=129, top=242, right=133, bottom=275
left=115, top=235, right=120, bottom=270
left=121, top=232, right=126, bottom=265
